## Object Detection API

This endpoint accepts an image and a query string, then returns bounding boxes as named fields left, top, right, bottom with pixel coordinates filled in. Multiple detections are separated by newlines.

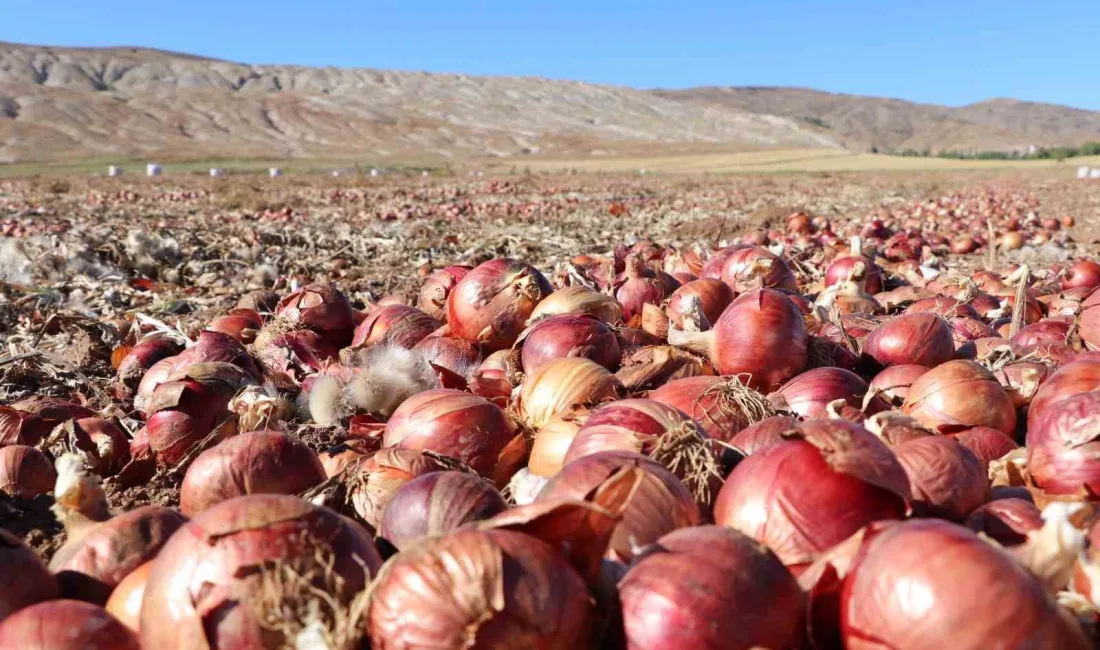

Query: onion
left=1063, top=261, right=1100, bottom=290
left=868, top=364, right=929, bottom=404
left=136, top=331, right=261, bottom=409
left=618, top=526, right=807, bottom=650
left=140, top=495, right=382, bottom=649
left=447, top=257, right=552, bottom=351
left=668, top=289, right=807, bottom=392
left=650, top=375, right=777, bottom=442
left=665, top=279, right=735, bottom=328
left=720, top=246, right=797, bottom=292
left=378, top=471, right=507, bottom=549
left=700, top=244, right=747, bottom=280
left=49, top=505, right=187, bottom=605
left=863, top=412, right=933, bottom=447
left=383, top=389, right=520, bottom=485
left=340, top=448, right=467, bottom=532
left=901, top=360, right=1017, bottom=434
left=994, top=360, right=1049, bottom=409
left=539, top=451, right=700, bottom=562
left=515, top=357, right=623, bottom=431
left=0, top=529, right=58, bottom=622
left=1011, top=319, right=1070, bottom=355
left=104, top=562, right=150, bottom=633
left=0, top=600, right=140, bottom=650
left=367, top=529, right=593, bottom=649
left=950, top=426, right=1018, bottom=469
left=467, top=368, right=514, bottom=408
left=62, top=418, right=130, bottom=477
left=253, top=328, right=339, bottom=383
left=411, top=335, right=481, bottom=378
left=894, top=436, right=989, bottom=520
left=564, top=399, right=720, bottom=505
left=206, top=308, right=263, bottom=344
left=965, top=499, right=1043, bottom=547
left=144, top=368, right=242, bottom=467
left=116, top=334, right=183, bottom=389
left=1027, top=359, right=1100, bottom=428
left=841, top=520, right=1087, bottom=649
left=351, top=304, right=440, bottom=349
left=275, top=282, right=356, bottom=347
left=904, top=296, right=980, bottom=320
left=825, top=255, right=884, bottom=293
left=714, top=419, right=909, bottom=568
left=317, top=439, right=377, bottom=478
left=616, top=254, right=677, bottom=322
left=728, top=415, right=798, bottom=455
left=526, top=286, right=623, bottom=325
left=179, top=431, right=326, bottom=516
left=518, top=314, right=621, bottom=374
left=2, top=397, right=93, bottom=447
left=417, top=264, right=470, bottom=321
left=774, top=367, right=888, bottom=419
left=1027, top=391, right=1100, bottom=496
left=0, top=445, right=56, bottom=498
left=528, top=408, right=590, bottom=477
left=863, top=312, right=954, bottom=368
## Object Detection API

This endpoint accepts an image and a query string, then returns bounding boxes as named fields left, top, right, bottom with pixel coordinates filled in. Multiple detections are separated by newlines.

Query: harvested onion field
left=2, top=168, right=1100, bottom=648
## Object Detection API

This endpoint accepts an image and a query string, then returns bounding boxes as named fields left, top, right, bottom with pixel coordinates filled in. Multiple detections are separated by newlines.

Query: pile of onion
left=1027, top=390, right=1100, bottom=496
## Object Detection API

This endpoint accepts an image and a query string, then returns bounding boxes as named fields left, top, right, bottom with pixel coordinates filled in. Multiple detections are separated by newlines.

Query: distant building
left=209, top=168, right=224, bottom=177
left=269, top=168, right=282, bottom=177
left=146, top=163, right=162, bottom=177
left=107, top=165, right=122, bottom=177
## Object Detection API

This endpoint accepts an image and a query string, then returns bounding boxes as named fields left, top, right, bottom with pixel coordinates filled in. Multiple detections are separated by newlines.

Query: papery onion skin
left=666, top=279, right=735, bottom=328
left=275, top=282, right=356, bottom=347
left=0, top=599, right=141, bottom=650
left=564, top=398, right=704, bottom=465
left=0, top=445, right=57, bottom=498
left=0, top=529, right=58, bottom=622
left=841, top=520, right=1088, bottom=650
left=618, top=526, right=807, bottom=650
left=144, top=380, right=234, bottom=467
left=728, top=416, right=799, bottom=455
left=378, top=471, right=507, bottom=549
left=894, top=436, right=989, bottom=520
left=1027, top=390, right=1100, bottom=496
left=527, top=286, right=623, bottom=325
left=368, top=529, right=593, bottom=650
left=868, top=364, right=929, bottom=404
left=950, top=426, right=1018, bottom=470
left=965, top=499, right=1043, bottom=547
left=516, top=357, right=624, bottom=431
left=539, top=451, right=700, bottom=562
left=49, top=505, right=188, bottom=605
left=775, top=367, right=888, bottom=419
left=351, top=304, right=440, bottom=350
left=67, top=418, right=130, bottom=477
left=720, top=246, right=797, bottom=292
left=344, top=448, right=463, bottom=532
left=447, top=258, right=553, bottom=352
left=715, top=420, right=909, bottom=568
left=528, top=408, right=590, bottom=478
left=519, top=314, right=621, bottom=374
left=862, top=313, right=954, bottom=368
left=417, top=265, right=470, bottom=321
left=411, top=335, right=481, bottom=378
left=140, top=494, right=382, bottom=650
left=649, top=375, right=775, bottom=442
left=383, top=389, right=519, bottom=485
left=116, top=335, right=183, bottom=389
left=2, top=397, right=94, bottom=447
left=901, top=360, right=1017, bottom=435
left=1027, top=359, right=1100, bottom=429
left=104, top=562, right=151, bottom=634
left=179, top=431, right=326, bottom=516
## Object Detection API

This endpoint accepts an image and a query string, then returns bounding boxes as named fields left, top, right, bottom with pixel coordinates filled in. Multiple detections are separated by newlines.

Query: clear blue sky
left=4, top=1, right=1099, bottom=109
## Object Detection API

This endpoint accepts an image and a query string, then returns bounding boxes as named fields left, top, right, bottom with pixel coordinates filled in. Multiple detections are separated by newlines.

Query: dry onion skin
left=0, top=599, right=141, bottom=650
left=901, top=359, right=1017, bottom=434
left=515, top=357, right=624, bottom=431
left=447, top=258, right=553, bottom=352
left=378, top=471, right=507, bottom=550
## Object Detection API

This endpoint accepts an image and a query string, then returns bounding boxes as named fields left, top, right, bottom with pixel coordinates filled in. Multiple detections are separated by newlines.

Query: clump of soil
left=0, top=494, right=65, bottom=561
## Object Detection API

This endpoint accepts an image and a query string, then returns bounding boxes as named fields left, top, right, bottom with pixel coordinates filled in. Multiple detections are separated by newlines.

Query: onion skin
left=447, top=258, right=553, bottom=352
left=904, top=296, right=980, bottom=320
left=0, top=445, right=57, bottom=498
left=368, top=529, right=593, bottom=650
left=617, top=255, right=677, bottom=322
left=179, top=431, right=326, bottom=516
left=564, top=398, right=703, bottom=464
left=1027, top=359, right=1100, bottom=429
left=378, top=471, right=507, bottom=549
left=868, top=364, right=929, bottom=404
left=516, top=357, right=624, bottom=431
left=720, top=246, right=797, bottom=292
left=528, top=408, right=590, bottom=478
left=1063, top=261, right=1100, bottom=290
left=1027, top=391, right=1100, bottom=496
left=715, top=420, right=909, bottom=568
left=67, top=418, right=130, bottom=477
left=49, top=505, right=188, bottom=605
left=0, top=600, right=141, bottom=650
left=0, top=529, right=58, bottom=622
left=275, top=282, right=356, bottom=347
left=894, top=437, right=989, bottom=520
left=527, top=286, right=623, bottom=325
left=901, top=360, right=1017, bottom=435
left=728, top=416, right=798, bottom=455
left=841, top=520, right=1088, bottom=650
left=144, top=378, right=235, bottom=467
left=965, top=499, right=1043, bottom=547
left=649, top=375, right=774, bottom=442
left=775, top=367, right=888, bottom=419
left=206, top=308, right=263, bottom=344
left=104, top=562, right=151, bottom=634
left=344, top=448, right=462, bottom=532
left=411, top=335, right=481, bottom=378
left=863, top=313, right=954, bottom=368
left=665, top=279, right=735, bottom=328
left=825, top=255, right=884, bottom=293
left=116, top=335, right=183, bottom=389
left=351, top=304, right=440, bottom=349
left=383, top=389, right=519, bottom=485
left=950, top=426, right=1018, bottom=469
left=539, top=451, right=700, bottom=562
left=618, top=526, right=807, bottom=650
left=2, top=397, right=94, bottom=447
left=519, top=314, right=621, bottom=374
left=140, top=495, right=382, bottom=650
left=417, top=264, right=470, bottom=321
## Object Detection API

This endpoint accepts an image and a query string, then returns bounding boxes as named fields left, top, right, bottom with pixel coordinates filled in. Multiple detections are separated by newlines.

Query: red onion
left=351, top=304, right=440, bottom=349
left=616, top=254, right=677, bottom=322
left=137, top=331, right=261, bottom=408
left=253, top=328, right=339, bottom=383
left=0, top=600, right=140, bottom=650
left=825, top=255, right=884, bottom=293
left=340, top=448, right=466, bottom=531
left=116, top=335, right=183, bottom=389
left=618, top=526, right=807, bottom=650
left=518, top=314, right=621, bottom=374
left=665, top=279, right=735, bottom=328
left=868, top=364, right=929, bottom=404
left=527, top=286, right=623, bottom=325
left=1063, top=261, right=1100, bottom=290
left=668, top=289, right=807, bottom=392
left=774, top=367, right=888, bottom=419
left=417, top=264, right=470, bottom=321
left=841, top=520, right=1087, bottom=649
left=700, top=244, right=747, bottom=280
left=1027, top=359, right=1100, bottom=428
left=378, top=471, right=507, bottom=549
left=539, top=451, right=700, bottom=562
left=994, top=360, right=1049, bottom=409
left=2, top=397, right=93, bottom=447
left=863, top=312, right=954, bottom=368
left=728, top=416, right=798, bottom=455
left=951, top=426, right=1018, bottom=469
left=901, top=360, right=1017, bottom=434
left=141, top=495, right=382, bottom=649
left=104, top=561, right=150, bottom=633
left=411, top=335, right=481, bottom=378
left=1011, top=319, right=1070, bottom=355
left=179, top=431, right=325, bottom=516
left=894, top=436, right=989, bottom=520
left=383, top=389, right=520, bottom=485
left=904, top=296, right=980, bottom=320
left=0, top=529, right=58, bottom=622
left=467, top=368, right=514, bottom=408
left=965, top=499, right=1043, bottom=547
left=720, top=246, right=797, bottom=292
left=447, top=258, right=552, bottom=351
left=206, top=308, right=263, bottom=344
left=715, top=419, right=909, bottom=568
left=0, top=445, right=56, bottom=498
left=650, top=375, right=777, bottom=442
left=368, top=529, right=593, bottom=649
left=64, top=418, right=130, bottom=477
left=49, top=506, right=187, bottom=605
left=528, top=408, right=589, bottom=477
left=1027, top=390, right=1100, bottom=496
left=144, top=378, right=234, bottom=467
left=275, top=282, right=356, bottom=347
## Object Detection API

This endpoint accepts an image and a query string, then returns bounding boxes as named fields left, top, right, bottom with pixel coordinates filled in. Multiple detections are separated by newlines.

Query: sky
left=4, top=1, right=1100, bottom=110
